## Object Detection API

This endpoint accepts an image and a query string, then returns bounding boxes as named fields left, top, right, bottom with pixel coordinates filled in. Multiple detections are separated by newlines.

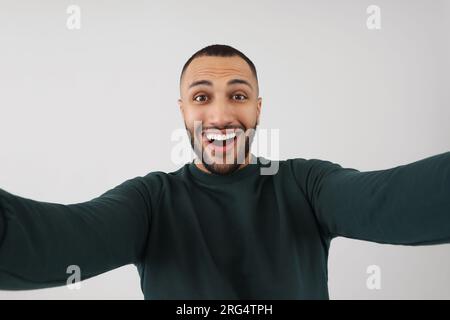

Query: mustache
left=184, top=121, right=258, bottom=141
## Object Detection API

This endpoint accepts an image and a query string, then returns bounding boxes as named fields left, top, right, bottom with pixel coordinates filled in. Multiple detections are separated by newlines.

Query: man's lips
left=201, top=132, right=238, bottom=154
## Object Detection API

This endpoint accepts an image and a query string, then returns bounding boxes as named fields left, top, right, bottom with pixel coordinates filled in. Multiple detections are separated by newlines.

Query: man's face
left=178, top=55, right=262, bottom=175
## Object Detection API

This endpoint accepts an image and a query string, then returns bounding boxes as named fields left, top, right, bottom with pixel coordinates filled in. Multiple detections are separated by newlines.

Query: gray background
left=0, top=0, right=449, bottom=299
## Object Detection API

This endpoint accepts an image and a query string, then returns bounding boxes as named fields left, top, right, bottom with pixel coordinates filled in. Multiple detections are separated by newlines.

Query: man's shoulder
left=141, top=163, right=190, bottom=182
left=284, top=156, right=343, bottom=170
left=276, top=157, right=348, bottom=186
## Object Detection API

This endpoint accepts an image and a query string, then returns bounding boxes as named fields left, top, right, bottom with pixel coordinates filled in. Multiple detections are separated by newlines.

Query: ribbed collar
left=187, top=154, right=265, bottom=185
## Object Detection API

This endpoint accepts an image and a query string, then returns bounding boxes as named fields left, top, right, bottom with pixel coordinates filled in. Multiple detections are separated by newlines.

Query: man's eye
left=194, top=95, right=208, bottom=103
left=232, top=94, right=247, bottom=101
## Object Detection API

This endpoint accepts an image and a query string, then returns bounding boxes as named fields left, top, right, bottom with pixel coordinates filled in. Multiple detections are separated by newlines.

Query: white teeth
left=205, top=132, right=236, bottom=141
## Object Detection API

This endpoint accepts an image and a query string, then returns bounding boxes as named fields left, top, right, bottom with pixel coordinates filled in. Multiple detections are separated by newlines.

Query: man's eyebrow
left=188, top=78, right=253, bottom=90
left=188, top=80, right=213, bottom=89
left=227, top=78, right=253, bottom=90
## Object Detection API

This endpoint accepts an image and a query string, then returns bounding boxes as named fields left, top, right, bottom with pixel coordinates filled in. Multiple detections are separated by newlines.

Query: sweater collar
left=187, top=154, right=264, bottom=184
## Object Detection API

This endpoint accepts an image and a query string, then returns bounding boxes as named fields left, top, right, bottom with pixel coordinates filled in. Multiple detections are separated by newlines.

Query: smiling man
left=0, top=44, right=449, bottom=300
left=179, top=47, right=261, bottom=175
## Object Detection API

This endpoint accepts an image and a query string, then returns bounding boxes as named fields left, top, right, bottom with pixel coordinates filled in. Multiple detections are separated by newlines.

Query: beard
left=186, top=121, right=257, bottom=176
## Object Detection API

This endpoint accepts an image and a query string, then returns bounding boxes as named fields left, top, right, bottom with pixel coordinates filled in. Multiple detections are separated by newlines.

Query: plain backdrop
left=0, top=0, right=449, bottom=299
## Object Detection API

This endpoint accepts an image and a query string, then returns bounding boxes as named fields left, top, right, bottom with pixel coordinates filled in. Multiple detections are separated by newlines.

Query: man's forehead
left=182, top=56, right=254, bottom=86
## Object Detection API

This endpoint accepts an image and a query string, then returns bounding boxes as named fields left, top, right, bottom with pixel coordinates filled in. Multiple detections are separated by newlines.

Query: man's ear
left=178, top=98, right=183, bottom=115
left=256, top=97, right=262, bottom=126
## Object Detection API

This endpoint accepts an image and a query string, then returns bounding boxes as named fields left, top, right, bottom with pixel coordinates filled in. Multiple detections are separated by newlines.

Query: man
left=0, top=44, right=449, bottom=299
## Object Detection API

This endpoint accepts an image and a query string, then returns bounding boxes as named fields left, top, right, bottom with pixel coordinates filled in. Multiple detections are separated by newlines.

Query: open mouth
left=203, top=131, right=238, bottom=153
left=205, top=132, right=236, bottom=144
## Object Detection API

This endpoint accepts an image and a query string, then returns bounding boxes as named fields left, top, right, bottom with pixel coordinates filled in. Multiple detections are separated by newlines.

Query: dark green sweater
left=0, top=152, right=449, bottom=299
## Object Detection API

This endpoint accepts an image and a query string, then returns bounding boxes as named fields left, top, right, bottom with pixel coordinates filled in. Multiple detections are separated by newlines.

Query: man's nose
left=205, top=98, right=235, bottom=129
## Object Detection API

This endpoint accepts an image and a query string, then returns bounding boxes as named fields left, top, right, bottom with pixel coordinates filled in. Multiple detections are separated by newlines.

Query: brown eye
left=194, top=95, right=208, bottom=103
left=232, top=94, right=247, bottom=101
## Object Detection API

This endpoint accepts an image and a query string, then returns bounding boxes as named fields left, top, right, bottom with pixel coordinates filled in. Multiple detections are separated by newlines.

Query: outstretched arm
left=0, top=176, right=151, bottom=290
left=291, top=151, right=450, bottom=245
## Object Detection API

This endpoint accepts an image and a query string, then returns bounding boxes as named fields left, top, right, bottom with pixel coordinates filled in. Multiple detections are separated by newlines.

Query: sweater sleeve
left=0, top=176, right=151, bottom=290
left=291, top=151, right=450, bottom=245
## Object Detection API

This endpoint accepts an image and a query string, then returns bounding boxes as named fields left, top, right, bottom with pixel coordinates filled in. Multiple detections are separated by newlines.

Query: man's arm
left=291, top=151, right=450, bottom=245
left=0, top=176, right=151, bottom=290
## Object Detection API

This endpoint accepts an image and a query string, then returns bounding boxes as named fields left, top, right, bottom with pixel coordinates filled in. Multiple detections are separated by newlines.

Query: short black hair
left=180, top=44, right=258, bottom=84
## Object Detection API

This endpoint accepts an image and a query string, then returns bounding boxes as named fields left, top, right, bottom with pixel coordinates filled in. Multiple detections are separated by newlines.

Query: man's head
left=178, top=44, right=262, bottom=175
